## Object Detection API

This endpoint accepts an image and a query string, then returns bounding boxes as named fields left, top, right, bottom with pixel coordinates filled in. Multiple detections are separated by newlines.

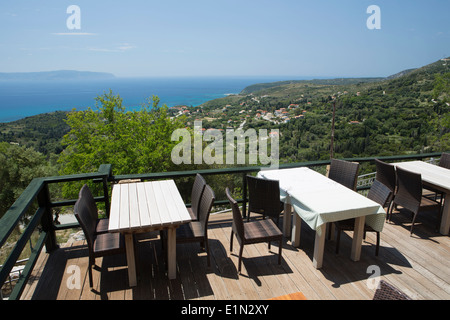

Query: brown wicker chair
left=389, top=167, right=441, bottom=236
left=187, top=174, right=207, bottom=221
left=439, top=152, right=450, bottom=169
left=333, top=180, right=392, bottom=256
left=74, top=185, right=125, bottom=287
left=175, top=184, right=215, bottom=266
left=373, top=280, right=412, bottom=300
left=328, top=159, right=360, bottom=190
left=375, top=159, right=396, bottom=207
left=246, top=175, right=283, bottom=226
left=226, top=188, right=283, bottom=273
left=78, top=184, right=109, bottom=234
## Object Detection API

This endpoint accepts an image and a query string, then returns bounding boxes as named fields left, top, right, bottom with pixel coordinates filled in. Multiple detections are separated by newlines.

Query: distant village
left=169, top=99, right=308, bottom=128
left=169, top=89, right=365, bottom=131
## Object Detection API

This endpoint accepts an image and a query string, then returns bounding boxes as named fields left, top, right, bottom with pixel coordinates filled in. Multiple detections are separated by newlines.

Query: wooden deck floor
left=21, top=207, right=450, bottom=300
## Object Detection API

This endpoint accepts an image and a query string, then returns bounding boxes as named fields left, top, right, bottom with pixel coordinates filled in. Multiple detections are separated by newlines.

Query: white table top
left=395, top=161, right=450, bottom=192
left=109, top=180, right=191, bottom=233
left=258, top=167, right=386, bottom=233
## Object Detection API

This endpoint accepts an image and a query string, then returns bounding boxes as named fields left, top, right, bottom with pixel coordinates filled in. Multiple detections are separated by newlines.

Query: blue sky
left=1, top=0, right=449, bottom=78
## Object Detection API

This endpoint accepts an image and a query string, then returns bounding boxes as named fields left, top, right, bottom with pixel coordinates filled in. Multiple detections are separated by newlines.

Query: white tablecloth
left=257, top=167, right=386, bottom=234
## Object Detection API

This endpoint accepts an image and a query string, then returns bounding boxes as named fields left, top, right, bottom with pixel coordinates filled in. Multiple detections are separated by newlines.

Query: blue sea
left=0, top=76, right=294, bottom=122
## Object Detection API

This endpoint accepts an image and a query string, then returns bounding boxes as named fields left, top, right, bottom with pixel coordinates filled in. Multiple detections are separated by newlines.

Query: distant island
left=0, top=70, right=115, bottom=81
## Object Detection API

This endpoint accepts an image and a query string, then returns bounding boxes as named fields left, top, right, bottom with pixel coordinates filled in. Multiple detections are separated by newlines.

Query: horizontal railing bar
left=54, top=222, right=80, bottom=231
left=42, top=171, right=109, bottom=184
left=50, top=196, right=106, bottom=208
left=110, top=152, right=443, bottom=183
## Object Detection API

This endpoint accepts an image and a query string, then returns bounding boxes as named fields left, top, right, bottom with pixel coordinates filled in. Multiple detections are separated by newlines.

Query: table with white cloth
left=257, top=167, right=386, bottom=268
left=394, top=161, right=450, bottom=235
left=109, top=180, right=191, bottom=286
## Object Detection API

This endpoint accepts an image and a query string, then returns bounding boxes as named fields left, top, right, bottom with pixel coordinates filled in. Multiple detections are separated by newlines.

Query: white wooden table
left=395, top=161, right=450, bottom=235
left=109, top=180, right=191, bottom=286
left=258, top=167, right=386, bottom=268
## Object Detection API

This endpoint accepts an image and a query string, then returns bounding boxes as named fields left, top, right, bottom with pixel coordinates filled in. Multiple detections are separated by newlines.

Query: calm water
left=0, top=76, right=293, bottom=122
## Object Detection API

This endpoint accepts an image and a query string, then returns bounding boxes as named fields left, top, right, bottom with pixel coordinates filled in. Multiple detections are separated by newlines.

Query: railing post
left=103, top=176, right=110, bottom=217
left=242, top=172, right=247, bottom=218
left=98, top=164, right=112, bottom=217
left=37, top=183, right=58, bottom=253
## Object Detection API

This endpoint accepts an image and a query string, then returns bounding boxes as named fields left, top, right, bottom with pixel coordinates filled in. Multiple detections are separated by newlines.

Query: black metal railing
left=0, top=152, right=444, bottom=299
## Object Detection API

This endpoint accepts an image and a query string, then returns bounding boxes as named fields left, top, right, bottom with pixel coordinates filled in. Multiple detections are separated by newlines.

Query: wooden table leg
left=313, top=224, right=326, bottom=269
left=440, top=193, right=450, bottom=235
left=291, top=212, right=301, bottom=247
left=283, top=203, right=292, bottom=237
left=167, top=227, right=177, bottom=280
left=124, top=233, right=137, bottom=287
left=351, top=216, right=365, bottom=261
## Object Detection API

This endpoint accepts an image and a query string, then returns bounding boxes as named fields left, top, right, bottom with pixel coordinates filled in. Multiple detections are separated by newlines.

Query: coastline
left=0, top=76, right=292, bottom=123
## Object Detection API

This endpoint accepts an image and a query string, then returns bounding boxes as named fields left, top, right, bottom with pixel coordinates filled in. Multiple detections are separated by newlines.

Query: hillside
left=240, top=77, right=384, bottom=95
left=195, top=57, right=450, bottom=163
left=0, top=111, right=69, bottom=155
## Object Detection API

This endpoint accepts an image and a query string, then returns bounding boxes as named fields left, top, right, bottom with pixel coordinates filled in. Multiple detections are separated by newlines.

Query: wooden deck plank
left=20, top=209, right=450, bottom=300
left=210, top=222, right=259, bottom=299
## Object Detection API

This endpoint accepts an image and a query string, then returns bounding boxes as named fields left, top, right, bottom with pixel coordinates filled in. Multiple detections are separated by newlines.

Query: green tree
left=58, top=91, right=186, bottom=198
left=433, top=72, right=450, bottom=102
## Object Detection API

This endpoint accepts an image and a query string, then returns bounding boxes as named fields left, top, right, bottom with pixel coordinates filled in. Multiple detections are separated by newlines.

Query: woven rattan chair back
left=439, top=152, right=450, bottom=169
left=78, top=184, right=99, bottom=226
left=190, top=174, right=207, bottom=220
left=247, top=175, right=281, bottom=222
left=74, top=185, right=97, bottom=250
left=394, top=167, right=422, bottom=214
left=373, top=280, right=412, bottom=300
left=198, top=184, right=215, bottom=234
left=375, top=159, right=396, bottom=193
left=226, top=188, right=245, bottom=242
left=328, top=159, right=360, bottom=190
left=367, top=180, right=392, bottom=208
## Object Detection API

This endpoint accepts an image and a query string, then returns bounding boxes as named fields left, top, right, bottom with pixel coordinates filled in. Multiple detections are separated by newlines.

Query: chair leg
left=230, top=230, right=234, bottom=251
left=387, top=204, right=393, bottom=222
left=410, top=211, right=419, bottom=236
left=88, top=257, right=94, bottom=287
left=238, top=244, right=244, bottom=273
